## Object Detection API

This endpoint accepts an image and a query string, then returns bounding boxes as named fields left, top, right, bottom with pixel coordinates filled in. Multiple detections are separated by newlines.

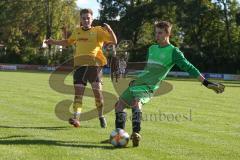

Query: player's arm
left=102, top=23, right=117, bottom=44
left=45, top=29, right=77, bottom=47
left=45, top=39, right=69, bottom=46
left=173, top=48, right=225, bottom=94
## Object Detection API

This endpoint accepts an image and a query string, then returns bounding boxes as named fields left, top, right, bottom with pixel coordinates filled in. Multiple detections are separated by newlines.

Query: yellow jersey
left=67, top=26, right=112, bottom=66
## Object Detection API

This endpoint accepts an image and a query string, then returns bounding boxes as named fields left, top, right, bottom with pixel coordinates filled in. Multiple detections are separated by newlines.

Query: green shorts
left=120, top=85, right=154, bottom=107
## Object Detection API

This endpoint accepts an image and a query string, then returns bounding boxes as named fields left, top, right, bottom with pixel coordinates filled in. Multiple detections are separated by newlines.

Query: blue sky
left=76, top=0, right=100, bottom=19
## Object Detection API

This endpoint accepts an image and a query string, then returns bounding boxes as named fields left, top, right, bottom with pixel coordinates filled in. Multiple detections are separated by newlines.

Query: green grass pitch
left=0, top=70, right=240, bottom=160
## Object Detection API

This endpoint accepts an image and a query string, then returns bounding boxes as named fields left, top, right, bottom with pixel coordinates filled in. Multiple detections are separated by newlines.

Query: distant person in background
left=119, top=58, right=127, bottom=78
left=45, top=8, right=117, bottom=128
left=123, top=51, right=129, bottom=78
left=104, top=43, right=119, bottom=82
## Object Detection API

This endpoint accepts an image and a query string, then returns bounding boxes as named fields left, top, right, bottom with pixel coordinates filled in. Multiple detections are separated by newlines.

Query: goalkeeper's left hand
left=202, top=79, right=225, bottom=94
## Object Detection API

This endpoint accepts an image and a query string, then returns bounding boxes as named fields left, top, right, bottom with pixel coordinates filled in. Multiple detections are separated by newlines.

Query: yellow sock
left=73, top=102, right=82, bottom=119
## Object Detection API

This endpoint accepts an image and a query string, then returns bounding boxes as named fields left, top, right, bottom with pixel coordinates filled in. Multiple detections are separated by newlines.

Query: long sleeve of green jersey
left=173, top=48, right=201, bottom=78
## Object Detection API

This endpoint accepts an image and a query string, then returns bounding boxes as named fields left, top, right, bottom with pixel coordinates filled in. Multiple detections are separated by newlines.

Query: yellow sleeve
left=67, top=29, right=77, bottom=45
left=97, top=26, right=112, bottom=43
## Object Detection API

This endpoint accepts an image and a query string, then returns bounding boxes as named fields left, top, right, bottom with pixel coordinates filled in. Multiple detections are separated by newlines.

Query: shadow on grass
left=0, top=135, right=30, bottom=139
left=0, top=139, right=120, bottom=149
left=0, top=69, right=53, bottom=75
left=166, top=77, right=240, bottom=88
left=167, top=77, right=240, bottom=84
left=223, top=85, right=240, bottom=88
left=0, top=125, right=71, bottom=130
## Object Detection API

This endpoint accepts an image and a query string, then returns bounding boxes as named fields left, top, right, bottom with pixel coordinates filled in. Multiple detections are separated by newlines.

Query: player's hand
left=103, top=23, right=113, bottom=32
left=202, top=79, right=225, bottom=94
left=129, top=80, right=135, bottom=86
left=44, top=38, right=54, bottom=45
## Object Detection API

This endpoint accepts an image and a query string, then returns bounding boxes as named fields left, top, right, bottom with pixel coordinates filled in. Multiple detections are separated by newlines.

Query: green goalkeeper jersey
left=133, top=44, right=201, bottom=90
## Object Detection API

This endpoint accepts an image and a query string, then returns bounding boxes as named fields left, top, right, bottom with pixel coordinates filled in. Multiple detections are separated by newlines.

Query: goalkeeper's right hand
left=202, top=79, right=225, bottom=94
left=129, top=80, right=135, bottom=86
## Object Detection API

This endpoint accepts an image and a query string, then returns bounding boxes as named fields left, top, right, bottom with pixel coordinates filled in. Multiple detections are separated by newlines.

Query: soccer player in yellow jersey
left=45, top=8, right=117, bottom=128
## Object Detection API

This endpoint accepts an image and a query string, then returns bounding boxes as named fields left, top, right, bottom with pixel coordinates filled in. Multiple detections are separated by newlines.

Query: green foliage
left=99, top=0, right=240, bottom=73
left=0, top=0, right=78, bottom=65
left=21, top=47, right=48, bottom=65
left=1, top=0, right=240, bottom=73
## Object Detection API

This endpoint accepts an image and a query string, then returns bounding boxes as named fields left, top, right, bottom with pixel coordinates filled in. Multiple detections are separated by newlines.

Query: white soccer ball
left=110, top=128, right=130, bottom=147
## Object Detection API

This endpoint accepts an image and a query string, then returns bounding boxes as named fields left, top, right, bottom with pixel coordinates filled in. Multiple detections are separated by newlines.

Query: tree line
left=0, top=0, right=240, bottom=73
left=0, top=0, right=79, bottom=65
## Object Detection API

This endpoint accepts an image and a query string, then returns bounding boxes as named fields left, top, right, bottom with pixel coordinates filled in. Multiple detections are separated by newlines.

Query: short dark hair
left=80, top=8, right=93, bottom=16
left=155, top=21, right=172, bottom=34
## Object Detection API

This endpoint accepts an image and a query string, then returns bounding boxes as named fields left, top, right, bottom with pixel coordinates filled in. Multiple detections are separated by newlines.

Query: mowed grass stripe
left=0, top=70, right=240, bottom=160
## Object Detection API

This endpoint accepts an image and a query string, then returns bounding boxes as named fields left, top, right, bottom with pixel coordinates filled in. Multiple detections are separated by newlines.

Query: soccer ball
left=110, top=128, right=130, bottom=147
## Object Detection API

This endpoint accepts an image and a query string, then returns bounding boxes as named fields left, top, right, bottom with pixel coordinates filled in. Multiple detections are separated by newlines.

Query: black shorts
left=73, top=66, right=102, bottom=85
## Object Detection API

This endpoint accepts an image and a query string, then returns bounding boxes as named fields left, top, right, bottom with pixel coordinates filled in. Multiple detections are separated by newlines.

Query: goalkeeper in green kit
left=114, top=21, right=225, bottom=147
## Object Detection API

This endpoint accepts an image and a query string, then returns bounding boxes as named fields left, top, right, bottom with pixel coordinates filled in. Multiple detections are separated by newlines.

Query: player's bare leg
left=91, top=82, right=107, bottom=128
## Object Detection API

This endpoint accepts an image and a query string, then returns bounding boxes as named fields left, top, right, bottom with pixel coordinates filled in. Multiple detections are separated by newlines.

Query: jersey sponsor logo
left=89, top=32, right=97, bottom=36
left=77, top=38, right=88, bottom=41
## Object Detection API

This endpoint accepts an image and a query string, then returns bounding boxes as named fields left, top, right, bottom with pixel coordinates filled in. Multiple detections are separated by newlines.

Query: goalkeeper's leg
left=114, top=88, right=142, bottom=146
left=131, top=98, right=142, bottom=147
left=100, top=99, right=127, bottom=144
left=115, top=100, right=127, bottom=130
